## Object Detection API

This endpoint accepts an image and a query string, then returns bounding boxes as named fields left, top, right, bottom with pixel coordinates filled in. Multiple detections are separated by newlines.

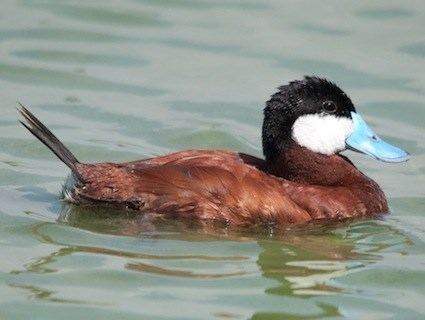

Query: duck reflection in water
left=11, top=205, right=410, bottom=318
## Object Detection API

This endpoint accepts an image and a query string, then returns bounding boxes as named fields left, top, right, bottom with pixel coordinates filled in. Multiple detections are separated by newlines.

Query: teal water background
left=0, top=0, right=424, bottom=319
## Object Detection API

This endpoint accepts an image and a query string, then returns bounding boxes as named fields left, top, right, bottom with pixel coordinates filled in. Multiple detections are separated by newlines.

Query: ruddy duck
left=19, top=76, right=409, bottom=225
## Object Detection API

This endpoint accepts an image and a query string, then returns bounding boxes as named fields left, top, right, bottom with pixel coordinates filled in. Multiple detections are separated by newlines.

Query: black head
left=262, top=76, right=356, bottom=160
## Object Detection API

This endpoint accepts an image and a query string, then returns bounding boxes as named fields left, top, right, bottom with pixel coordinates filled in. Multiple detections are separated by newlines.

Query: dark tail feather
left=18, top=103, right=84, bottom=182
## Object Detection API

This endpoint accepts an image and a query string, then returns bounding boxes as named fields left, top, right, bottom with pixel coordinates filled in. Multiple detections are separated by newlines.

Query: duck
left=18, top=76, right=410, bottom=226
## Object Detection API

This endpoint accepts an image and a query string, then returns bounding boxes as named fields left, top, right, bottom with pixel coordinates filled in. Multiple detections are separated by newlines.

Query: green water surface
left=0, top=0, right=424, bottom=319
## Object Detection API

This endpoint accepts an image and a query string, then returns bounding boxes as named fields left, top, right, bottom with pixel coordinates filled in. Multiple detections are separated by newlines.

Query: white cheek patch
left=292, top=114, right=354, bottom=155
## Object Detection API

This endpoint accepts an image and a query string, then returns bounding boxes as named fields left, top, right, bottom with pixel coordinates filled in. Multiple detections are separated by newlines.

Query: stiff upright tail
left=18, top=103, right=84, bottom=182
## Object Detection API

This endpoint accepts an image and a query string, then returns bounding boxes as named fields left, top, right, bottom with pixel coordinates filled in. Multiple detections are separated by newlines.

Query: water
left=0, top=0, right=424, bottom=319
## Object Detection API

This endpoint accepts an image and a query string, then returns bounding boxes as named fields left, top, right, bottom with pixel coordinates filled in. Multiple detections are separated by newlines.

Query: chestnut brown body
left=68, top=147, right=387, bottom=226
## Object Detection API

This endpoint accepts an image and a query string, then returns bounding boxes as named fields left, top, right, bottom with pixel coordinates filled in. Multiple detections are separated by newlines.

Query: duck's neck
left=263, top=144, right=388, bottom=217
left=265, top=144, right=364, bottom=186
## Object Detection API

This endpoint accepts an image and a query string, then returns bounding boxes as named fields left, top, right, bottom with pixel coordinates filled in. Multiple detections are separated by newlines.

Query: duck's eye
left=322, top=101, right=337, bottom=113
